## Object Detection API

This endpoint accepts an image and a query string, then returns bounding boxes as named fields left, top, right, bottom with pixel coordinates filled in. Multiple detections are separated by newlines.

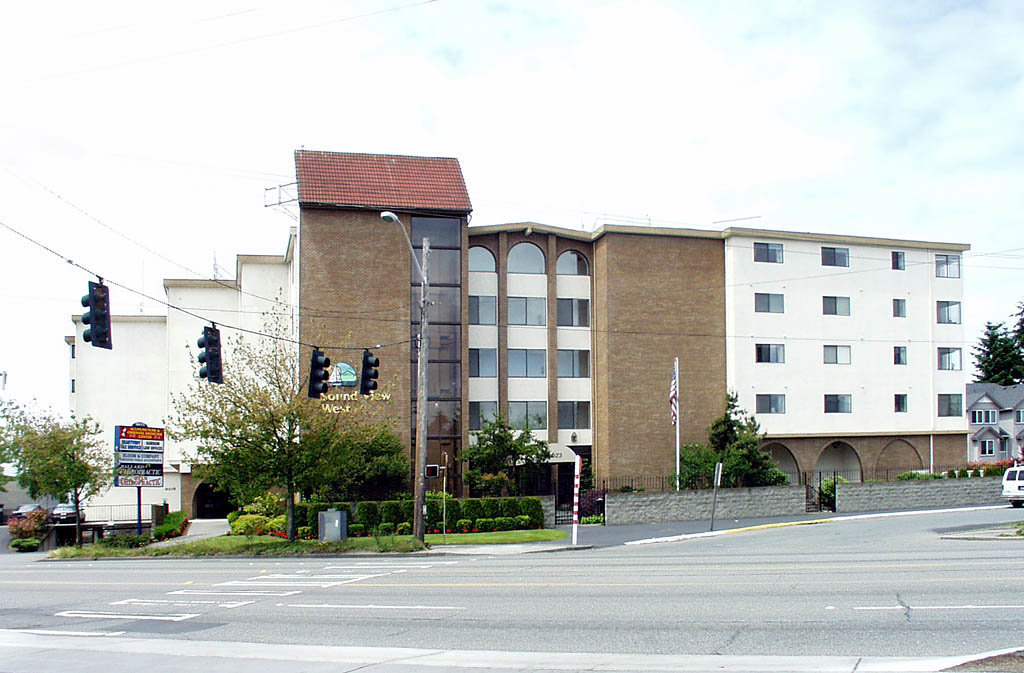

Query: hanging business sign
left=114, top=425, right=164, bottom=487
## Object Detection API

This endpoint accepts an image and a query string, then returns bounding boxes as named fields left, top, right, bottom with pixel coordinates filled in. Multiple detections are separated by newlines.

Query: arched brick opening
left=814, top=440, right=863, bottom=483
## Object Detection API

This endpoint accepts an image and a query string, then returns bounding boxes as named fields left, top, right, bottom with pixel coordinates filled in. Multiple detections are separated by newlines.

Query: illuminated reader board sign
left=114, top=425, right=164, bottom=487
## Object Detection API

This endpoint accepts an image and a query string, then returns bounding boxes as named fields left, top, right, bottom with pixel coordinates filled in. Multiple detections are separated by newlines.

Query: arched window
left=468, top=246, right=496, bottom=272
left=508, top=242, right=545, bottom=274
left=557, top=250, right=589, bottom=276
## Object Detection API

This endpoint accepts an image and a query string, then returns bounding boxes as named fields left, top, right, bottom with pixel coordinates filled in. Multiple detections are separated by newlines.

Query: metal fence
left=82, top=503, right=149, bottom=523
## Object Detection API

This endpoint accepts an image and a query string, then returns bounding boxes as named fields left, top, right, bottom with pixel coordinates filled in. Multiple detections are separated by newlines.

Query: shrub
left=500, top=498, right=520, bottom=518
left=461, top=498, right=483, bottom=523
left=519, top=497, right=544, bottom=528
left=230, top=514, right=269, bottom=537
left=348, top=523, right=365, bottom=537
left=425, top=500, right=442, bottom=530
left=265, top=515, right=287, bottom=533
left=152, top=511, right=189, bottom=540
left=8, top=509, right=48, bottom=540
left=355, top=501, right=380, bottom=529
left=896, top=472, right=943, bottom=481
left=946, top=469, right=958, bottom=479
left=444, top=499, right=462, bottom=531
left=514, top=515, right=531, bottom=529
left=985, top=465, right=1008, bottom=478
left=10, top=537, right=41, bottom=552
left=297, top=526, right=313, bottom=539
left=959, top=469, right=970, bottom=478
left=226, top=511, right=241, bottom=524
left=377, top=522, right=396, bottom=536
left=98, top=534, right=151, bottom=549
left=396, top=522, right=411, bottom=535
left=476, top=517, right=495, bottom=532
left=581, top=515, right=605, bottom=525
left=494, top=516, right=515, bottom=531
left=432, top=521, right=446, bottom=534
left=819, top=476, right=848, bottom=510
left=243, top=492, right=283, bottom=517
left=293, top=503, right=309, bottom=531
left=456, top=518, right=473, bottom=533
left=482, top=498, right=501, bottom=519
left=380, top=501, right=403, bottom=524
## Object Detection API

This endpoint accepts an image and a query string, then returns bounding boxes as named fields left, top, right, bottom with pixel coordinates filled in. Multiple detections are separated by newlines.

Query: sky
left=1, top=0, right=1022, bottom=416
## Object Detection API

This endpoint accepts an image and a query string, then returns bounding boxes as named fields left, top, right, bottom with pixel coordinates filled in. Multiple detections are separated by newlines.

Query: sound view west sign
left=114, top=425, right=164, bottom=487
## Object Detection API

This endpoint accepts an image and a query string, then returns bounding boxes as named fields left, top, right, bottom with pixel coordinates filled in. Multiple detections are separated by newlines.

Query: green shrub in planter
left=946, top=469, right=958, bottom=479
left=380, top=501, right=402, bottom=524
left=500, top=498, right=520, bottom=518
left=396, top=522, right=411, bottom=535
left=355, top=501, right=380, bottom=529
left=378, top=522, right=396, bottom=536
left=476, top=517, right=495, bottom=532
left=456, top=519, right=472, bottom=533
left=153, top=511, right=189, bottom=540
left=444, top=499, right=462, bottom=531
left=959, top=469, right=970, bottom=478
left=349, top=523, right=366, bottom=537
left=231, top=514, right=269, bottom=536
left=226, top=511, right=241, bottom=524
left=297, top=526, right=313, bottom=539
left=519, top=497, right=544, bottom=528
left=266, top=515, right=287, bottom=533
left=482, top=498, right=501, bottom=519
left=514, top=515, right=531, bottom=529
left=494, top=516, right=515, bottom=531
left=461, top=498, right=483, bottom=523
left=243, top=492, right=284, bottom=517
left=10, top=537, right=41, bottom=552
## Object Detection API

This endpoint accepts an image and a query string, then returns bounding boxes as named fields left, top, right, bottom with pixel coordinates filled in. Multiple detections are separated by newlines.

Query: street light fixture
left=381, top=211, right=430, bottom=542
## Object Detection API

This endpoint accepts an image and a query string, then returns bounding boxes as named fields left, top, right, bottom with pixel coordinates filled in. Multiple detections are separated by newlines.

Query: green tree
left=693, top=392, right=789, bottom=488
left=973, top=321, right=1024, bottom=385
left=0, top=401, right=111, bottom=546
left=316, top=422, right=409, bottom=502
left=675, top=443, right=718, bottom=489
left=464, top=414, right=552, bottom=496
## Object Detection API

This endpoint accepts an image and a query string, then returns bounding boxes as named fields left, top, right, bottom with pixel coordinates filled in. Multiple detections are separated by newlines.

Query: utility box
left=318, top=508, right=348, bottom=542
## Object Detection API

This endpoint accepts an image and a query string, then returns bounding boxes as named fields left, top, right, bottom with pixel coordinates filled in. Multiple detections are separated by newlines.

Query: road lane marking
left=15, top=630, right=126, bottom=637
left=55, top=611, right=199, bottom=622
left=855, top=604, right=1024, bottom=611
left=167, top=589, right=301, bottom=597
left=112, top=598, right=254, bottom=609
left=285, top=603, right=466, bottom=610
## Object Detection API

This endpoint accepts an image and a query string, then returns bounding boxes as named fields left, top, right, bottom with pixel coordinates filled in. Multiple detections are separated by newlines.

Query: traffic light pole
left=413, top=239, right=430, bottom=543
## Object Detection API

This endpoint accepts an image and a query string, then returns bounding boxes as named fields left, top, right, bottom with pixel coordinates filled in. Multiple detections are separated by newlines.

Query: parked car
left=1002, top=467, right=1024, bottom=508
left=9, top=504, right=45, bottom=520
left=49, top=503, right=84, bottom=524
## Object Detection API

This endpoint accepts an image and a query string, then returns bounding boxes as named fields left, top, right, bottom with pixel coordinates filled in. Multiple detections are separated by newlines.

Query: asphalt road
left=2, top=506, right=1024, bottom=672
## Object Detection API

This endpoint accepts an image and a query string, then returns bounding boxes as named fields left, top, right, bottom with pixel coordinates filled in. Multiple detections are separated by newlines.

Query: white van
left=1001, top=467, right=1024, bottom=508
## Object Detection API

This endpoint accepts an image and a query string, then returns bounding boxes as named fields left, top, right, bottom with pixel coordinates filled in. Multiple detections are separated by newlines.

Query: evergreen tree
left=973, top=321, right=1024, bottom=385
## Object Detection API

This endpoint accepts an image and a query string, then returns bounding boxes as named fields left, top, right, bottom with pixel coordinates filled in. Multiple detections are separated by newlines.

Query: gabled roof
left=967, top=383, right=1024, bottom=410
left=294, top=150, right=472, bottom=213
left=972, top=425, right=1009, bottom=441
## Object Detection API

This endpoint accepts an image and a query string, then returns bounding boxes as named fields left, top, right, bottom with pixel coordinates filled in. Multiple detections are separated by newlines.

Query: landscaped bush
left=349, top=523, right=366, bottom=537
left=500, top=497, right=520, bottom=518
left=819, top=476, right=848, bottom=510
left=153, top=511, right=189, bottom=541
left=476, top=517, right=495, bottom=532
left=10, top=537, right=41, bottom=552
left=292, top=503, right=309, bottom=531
left=355, top=501, right=380, bottom=529
left=946, top=469, right=958, bottom=479
left=380, top=501, right=403, bottom=524
left=896, top=472, right=943, bottom=480
left=514, top=515, right=531, bottom=529
left=425, top=500, right=442, bottom=530
left=297, top=526, right=313, bottom=539
left=444, top=499, right=462, bottom=531
left=401, top=500, right=414, bottom=525
left=959, top=469, right=970, bottom=478
left=580, top=515, right=605, bottom=525
left=456, top=518, right=472, bottom=533
left=230, top=514, right=269, bottom=536
left=396, top=522, right=411, bottom=535
left=461, top=498, right=483, bottom=523
left=243, top=492, right=283, bottom=517
left=494, top=516, right=515, bottom=531
left=98, top=534, right=151, bottom=548
left=265, top=515, right=287, bottom=533
left=377, top=522, right=396, bottom=536
left=7, top=509, right=48, bottom=539
left=518, top=497, right=544, bottom=528
left=226, top=511, right=241, bottom=524
left=482, top=498, right=501, bottom=519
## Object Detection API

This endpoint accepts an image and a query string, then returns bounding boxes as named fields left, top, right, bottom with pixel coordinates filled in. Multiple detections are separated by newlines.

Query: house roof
left=294, top=150, right=472, bottom=213
left=971, top=425, right=1009, bottom=441
left=967, top=383, right=1024, bottom=410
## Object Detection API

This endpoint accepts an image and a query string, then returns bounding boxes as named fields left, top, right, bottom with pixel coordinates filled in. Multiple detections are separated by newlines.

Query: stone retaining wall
left=539, top=495, right=555, bottom=528
left=606, top=486, right=806, bottom=525
left=835, top=479, right=1003, bottom=513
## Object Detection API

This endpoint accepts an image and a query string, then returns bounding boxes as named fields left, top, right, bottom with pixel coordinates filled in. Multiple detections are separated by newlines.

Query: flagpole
left=674, top=357, right=680, bottom=491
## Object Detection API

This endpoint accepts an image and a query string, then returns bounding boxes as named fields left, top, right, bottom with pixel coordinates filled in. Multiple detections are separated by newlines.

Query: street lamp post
left=381, top=211, right=430, bottom=543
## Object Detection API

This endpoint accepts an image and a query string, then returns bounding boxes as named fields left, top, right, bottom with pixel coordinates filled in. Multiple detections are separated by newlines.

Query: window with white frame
left=557, top=401, right=590, bottom=429
left=893, top=298, right=906, bottom=318
left=893, top=346, right=907, bottom=365
left=755, top=344, right=785, bottom=363
left=754, top=293, right=784, bottom=313
left=821, top=246, right=850, bottom=267
left=824, top=394, right=852, bottom=413
left=891, top=251, right=905, bottom=270
left=756, top=394, right=786, bottom=414
left=894, top=394, right=908, bottom=413
left=936, top=301, right=961, bottom=324
left=938, top=394, right=962, bottom=417
left=971, top=409, right=997, bottom=424
left=937, top=347, right=961, bottom=371
left=935, top=254, right=960, bottom=278
left=824, top=345, right=851, bottom=365
left=754, top=242, right=783, bottom=263
left=508, top=401, right=546, bottom=429
left=980, top=439, right=995, bottom=456
left=508, top=349, right=546, bottom=377
left=823, top=296, right=851, bottom=316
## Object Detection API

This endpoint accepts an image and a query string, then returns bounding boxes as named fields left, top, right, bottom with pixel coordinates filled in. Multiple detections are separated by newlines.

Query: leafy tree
left=464, top=414, right=552, bottom=496
left=675, top=443, right=718, bottom=489
left=316, top=422, right=409, bottom=502
left=973, top=321, right=1024, bottom=385
left=0, top=401, right=111, bottom=546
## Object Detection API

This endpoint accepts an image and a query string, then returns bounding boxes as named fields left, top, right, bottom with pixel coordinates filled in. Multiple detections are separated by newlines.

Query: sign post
left=709, top=462, right=723, bottom=532
left=571, top=454, right=582, bottom=546
left=114, top=424, right=164, bottom=535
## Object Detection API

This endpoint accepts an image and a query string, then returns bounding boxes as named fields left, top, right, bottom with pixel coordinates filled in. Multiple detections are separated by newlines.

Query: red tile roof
left=294, top=150, right=472, bottom=213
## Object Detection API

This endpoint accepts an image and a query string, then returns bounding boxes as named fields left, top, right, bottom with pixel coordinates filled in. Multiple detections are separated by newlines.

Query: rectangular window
left=937, top=347, right=961, bottom=371
left=754, top=242, right=784, bottom=263
left=755, top=394, right=786, bottom=414
left=824, top=394, right=852, bottom=413
left=823, top=296, right=851, bottom=316
left=971, top=409, right=997, bottom=424
left=893, top=346, right=907, bottom=365
left=894, top=394, right=908, bottom=413
left=469, top=296, right=497, bottom=325
left=936, top=301, right=961, bottom=324
left=556, top=298, right=590, bottom=327
left=936, top=254, right=961, bottom=278
left=558, top=401, right=591, bottom=429
left=893, top=298, right=907, bottom=318
left=755, top=344, right=785, bottom=363
left=468, top=348, right=497, bottom=378
left=1018, top=410, right=1024, bottom=424
left=821, top=246, right=850, bottom=267
left=892, top=251, right=905, bottom=270
left=938, top=393, right=963, bottom=417
left=824, top=345, right=851, bottom=365
left=508, top=349, right=546, bottom=377
left=468, top=401, right=497, bottom=431
left=70, top=379, right=75, bottom=393
left=754, top=293, right=784, bottom=313
left=508, top=401, right=546, bottom=430
left=980, top=439, right=995, bottom=457
left=557, top=349, right=590, bottom=377
left=508, top=297, right=546, bottom=326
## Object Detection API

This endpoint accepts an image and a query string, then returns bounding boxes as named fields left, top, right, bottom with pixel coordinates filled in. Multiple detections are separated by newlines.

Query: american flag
left=669, top=365, right=678, bottom=426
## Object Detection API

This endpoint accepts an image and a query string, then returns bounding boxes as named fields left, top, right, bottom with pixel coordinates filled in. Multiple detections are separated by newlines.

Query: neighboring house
left=966, top=383, right=1024, bottom=462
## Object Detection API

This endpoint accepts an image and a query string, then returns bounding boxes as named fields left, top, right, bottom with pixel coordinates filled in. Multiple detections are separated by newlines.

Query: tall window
left=823, top=296, right=851, bottom=316
left=825, top=394, right=852, bottom=413
left=556, top=250, right=589, bottom=275
left=755, top=344, right=785, bottom=363
left=557, top=349, right=590, bottom=377
left=893, top=298, right=907, bottom=318
left=754, top=293, right=784, bottom=313
left=509, top=401, right=546, bottom=429
left=508, top=297, right=546, bottom=325
left=557, top=298, right=589, bottom=327
left=558, top=401, right=590, bottom=429
left=821, top=246, right=850, bottom=267
left=937, top=347, right=961, bottom=371
left=824, top=345, right=851, bottom=365
left=894, top=394, right=908, bottom=413
left=892, top=251, right=905, bottom=270
left=468, top=246, right=496, bottom=272
left=754, top=242, right=783, bottom=263
left=508, top=242, right=545, bottom=274
left=756, top=394, right=786, bottom=414
left=509, top=349, right=546, bottom=377
left=935, top=254, right=960, bottom=278
left=468, top=401, right=497, bottom=431
left=938, top=394, right=962, bottom=417
left=469, top=295, right=497, bottom=325
left=468, top=348, right=497, bottom=377
left=936, top=301, right=961, bottom=324
left=980, top=439, right=996, bottom=456
left=893, top=346, right=907, bottom=365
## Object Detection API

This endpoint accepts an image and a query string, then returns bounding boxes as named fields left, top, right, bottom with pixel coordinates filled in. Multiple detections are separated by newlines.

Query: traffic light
left=308, top=348, right=331, bottom=399
left=80, top=280, right=112, bottom=349
left=197, top=325, right=223, bottom=384
left=359, top=349, right=379, bottom=395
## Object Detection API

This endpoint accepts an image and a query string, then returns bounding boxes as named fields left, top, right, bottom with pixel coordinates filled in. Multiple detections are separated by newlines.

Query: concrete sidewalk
left=148, top=517, right=229, bottom=548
